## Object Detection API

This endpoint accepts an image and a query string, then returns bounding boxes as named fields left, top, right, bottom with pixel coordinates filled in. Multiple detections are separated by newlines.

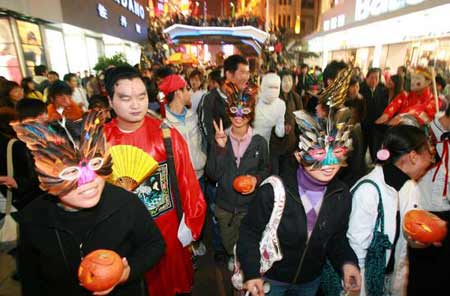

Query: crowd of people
left=0, top=51, right=449, bottom=296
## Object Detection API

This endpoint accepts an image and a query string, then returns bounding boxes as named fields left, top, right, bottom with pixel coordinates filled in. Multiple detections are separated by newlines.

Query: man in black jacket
left=360, top=68, right=389, bottom=162
left=13, top=111, right=165, bottom=296
left=200, top=54, right=250, bottom=148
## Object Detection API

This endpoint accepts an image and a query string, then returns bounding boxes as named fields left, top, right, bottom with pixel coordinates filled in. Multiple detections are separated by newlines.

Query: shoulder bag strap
left=6, top=139, right=17, bottom=216
left=161, top=122, right=183, bottom=222
left=351, top=179, right=385, bottom=233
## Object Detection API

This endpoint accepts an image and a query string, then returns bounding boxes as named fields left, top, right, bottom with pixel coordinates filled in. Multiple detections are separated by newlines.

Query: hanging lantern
left=294, top=15, right=301, bottom=34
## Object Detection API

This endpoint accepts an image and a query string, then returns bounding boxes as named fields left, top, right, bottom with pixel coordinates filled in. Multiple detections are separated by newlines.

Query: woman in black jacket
left=237, top=68, right=361, bottom=296
left=13, top=111, right=165, bottom=296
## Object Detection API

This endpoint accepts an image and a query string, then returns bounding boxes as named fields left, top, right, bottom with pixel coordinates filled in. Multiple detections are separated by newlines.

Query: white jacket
left=165, top=107, right=206, bottom=179
left=418, top=118, right=450, bottom=211
left=348, top=165, right=419, bottom=296
left=253, top=98, right=286, bottom=145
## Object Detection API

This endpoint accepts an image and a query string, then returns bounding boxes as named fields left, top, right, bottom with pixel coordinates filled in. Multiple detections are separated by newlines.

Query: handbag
left=358, top=180, right=392, bottom=296
left=320, top=179, right=391, bottom=296
left=231, top=176, right=286, bottom=291
left=0, top=139, right=19, bottom=252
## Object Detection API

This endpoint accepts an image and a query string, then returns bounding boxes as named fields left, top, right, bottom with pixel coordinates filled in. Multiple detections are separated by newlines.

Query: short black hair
left=154, top=66, right=174, bottom=80
left=63, top=73, right=77, bottom=82
left=34, top=65, right=47, bottom=76
left=104, top=66, right=143, bottom=98
left=47, top=80, right=72, bottom=102
left=224, top=54, right=248, bottom=75
left=88, top=95, right=109, bottom=110
left=208, top=69, right=224, bottom=85
left=349, top=76, right=359, bottom=86
left=21, top=77, right=35, bottom=94
left=322, top=60, right=347, bottom=87
left=435, top=75, right=446, bottom=90
left=366, top=67, right=381, bottom=78
left=48, top=71, right=59, bottom=77
left=189, top=69, right=203, bottom=81
left=16, top=98, right=47, bottom=121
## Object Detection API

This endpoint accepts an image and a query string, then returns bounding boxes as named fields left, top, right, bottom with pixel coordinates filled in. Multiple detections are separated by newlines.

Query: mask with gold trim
left=11, top=111, right=112, bottom=196
left=294, top=67, right=353, bottom=168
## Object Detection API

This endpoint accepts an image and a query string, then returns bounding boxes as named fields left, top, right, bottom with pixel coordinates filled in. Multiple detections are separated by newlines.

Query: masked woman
left=236, top=67, right=361, bottom=296
left=14, top=111, right=165, bottom=296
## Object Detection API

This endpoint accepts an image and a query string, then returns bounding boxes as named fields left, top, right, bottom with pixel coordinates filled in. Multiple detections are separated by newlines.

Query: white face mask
left=410, top=72, right=429, bottom=91
left=281, top=76, right=293, bottom=93
left=261, top=73, right=281, bottom=103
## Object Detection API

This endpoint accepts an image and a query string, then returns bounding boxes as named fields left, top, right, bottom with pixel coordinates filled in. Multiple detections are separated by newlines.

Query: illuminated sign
left=112, top=0, right=145, bottom=20
left=355, top=0, right=426, bottom=21
left=120, top=15, right=128, bottom=27
left=98, top=3, right=109, bottom=19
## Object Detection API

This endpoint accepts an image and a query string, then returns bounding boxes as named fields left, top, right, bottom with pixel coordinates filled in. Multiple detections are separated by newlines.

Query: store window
left=0, top=18, right=21, bottom=82
left=86, top=37, right=103, bottom=72
left=44, top=28, right=69, bottom=77
left=17, top=20, right=47, bottom=77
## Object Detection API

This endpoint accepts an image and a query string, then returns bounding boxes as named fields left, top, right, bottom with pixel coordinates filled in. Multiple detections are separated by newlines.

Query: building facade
left=0, top=0, right=147, bottom=82
left=306, top=0, right=450, bottom=75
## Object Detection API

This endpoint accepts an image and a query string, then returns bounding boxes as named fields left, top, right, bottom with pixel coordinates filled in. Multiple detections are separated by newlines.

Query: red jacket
left=104, top=115, right=206, bottom=296
left=383, top=87, right=436, bottom=125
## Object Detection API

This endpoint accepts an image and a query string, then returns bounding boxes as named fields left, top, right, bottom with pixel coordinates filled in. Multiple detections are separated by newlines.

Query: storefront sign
left=355, top=0, right=426, bottom=21
left=61, top=0, right=148, bottom=43
left=112, top=0, right=145, bottom=20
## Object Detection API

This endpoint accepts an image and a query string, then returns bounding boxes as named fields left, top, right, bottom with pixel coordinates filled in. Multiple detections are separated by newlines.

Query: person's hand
left=375, top=114, right=389, bottom=124
left=92, top=258, right=130, bottom=295
left=387, top=115, right=402, bottom=126
left=285, top=123, right=292, bottom=135
left=213, top=119, right=227, bottom=148
left=241, top=176, right=257, bottom=195
left=244, top=278, right=265, bottom=296
left=406, top=236, right=442, bottom=249
left=0, top=176, right=18, bottom=189
left=342, top=263, right=361, bottom=295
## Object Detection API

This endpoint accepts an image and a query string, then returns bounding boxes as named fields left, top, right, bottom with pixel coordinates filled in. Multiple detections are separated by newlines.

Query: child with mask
left=13, top=111, right=165, bottom=296
left=206, top=81, right=270, bottom=263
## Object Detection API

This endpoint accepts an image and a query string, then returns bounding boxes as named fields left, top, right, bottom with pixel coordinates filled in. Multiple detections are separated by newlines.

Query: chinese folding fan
left=109, top=145, right=158, bottom=191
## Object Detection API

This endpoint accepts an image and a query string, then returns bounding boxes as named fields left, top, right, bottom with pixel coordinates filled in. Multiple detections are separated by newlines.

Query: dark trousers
left=407, top=210, right=450, bottom=296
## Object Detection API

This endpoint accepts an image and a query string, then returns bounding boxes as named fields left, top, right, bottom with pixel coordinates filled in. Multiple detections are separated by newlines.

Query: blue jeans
left=265, top=277, right=321, bottom=296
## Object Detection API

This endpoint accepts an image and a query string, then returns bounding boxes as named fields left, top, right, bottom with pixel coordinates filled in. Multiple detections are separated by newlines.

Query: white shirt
left=418, top=118, right=450, bottom=211
left=71, top=87, right=89, bottom=112
left=190, top=89, right=206, bottom=113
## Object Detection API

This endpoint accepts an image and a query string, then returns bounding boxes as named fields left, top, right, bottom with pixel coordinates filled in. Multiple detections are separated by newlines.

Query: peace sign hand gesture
left=213, top=119, right=227, bottom=148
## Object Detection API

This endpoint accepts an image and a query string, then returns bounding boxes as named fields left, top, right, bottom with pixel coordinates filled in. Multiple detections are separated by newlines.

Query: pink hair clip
left=377, top=149, right=390, bottom=161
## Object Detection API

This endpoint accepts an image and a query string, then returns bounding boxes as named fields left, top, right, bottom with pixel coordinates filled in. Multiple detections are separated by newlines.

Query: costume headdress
left=294, top=67, right=353, bottom=168
left=11, top=111, right=112, bottom=196
left=223, top=81, right=258, bottom=119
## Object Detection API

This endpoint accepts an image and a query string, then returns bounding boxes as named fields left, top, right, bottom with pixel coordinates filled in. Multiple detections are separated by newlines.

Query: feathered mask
left=223, top=81, right=257, bottom=119
left=294, top=67, right=353, bottom=168
left=11, top=111, right=112, bottom=196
